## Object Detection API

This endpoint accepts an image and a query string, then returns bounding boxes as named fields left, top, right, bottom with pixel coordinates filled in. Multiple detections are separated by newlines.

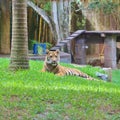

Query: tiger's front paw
left=56, top=73, right=65, bottom=76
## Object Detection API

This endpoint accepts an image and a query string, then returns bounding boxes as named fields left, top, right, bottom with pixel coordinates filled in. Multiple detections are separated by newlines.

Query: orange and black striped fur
left=42, top=49, right=94, bottom=80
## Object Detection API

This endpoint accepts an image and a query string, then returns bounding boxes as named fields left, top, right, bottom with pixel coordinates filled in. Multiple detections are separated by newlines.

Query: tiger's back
left=58, top=65, right=93, bottom=80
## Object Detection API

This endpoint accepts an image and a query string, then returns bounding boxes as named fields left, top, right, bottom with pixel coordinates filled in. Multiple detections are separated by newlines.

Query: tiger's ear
left=56, top=49, right=59, bottom=54
left=46, top=49, right=49, bottom=54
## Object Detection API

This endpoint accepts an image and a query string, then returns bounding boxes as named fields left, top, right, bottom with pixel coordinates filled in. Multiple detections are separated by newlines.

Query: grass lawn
left=0, top=58, right=120, bottom=120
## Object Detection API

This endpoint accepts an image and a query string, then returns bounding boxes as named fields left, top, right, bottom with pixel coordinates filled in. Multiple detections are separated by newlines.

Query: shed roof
left=51, top=30, right=120, bottom=50
left=85, top=31, right=120, bottom=35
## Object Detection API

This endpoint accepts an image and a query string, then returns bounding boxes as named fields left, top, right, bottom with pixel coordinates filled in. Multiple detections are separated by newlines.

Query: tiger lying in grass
left=42, top=49, right=94, bottom=80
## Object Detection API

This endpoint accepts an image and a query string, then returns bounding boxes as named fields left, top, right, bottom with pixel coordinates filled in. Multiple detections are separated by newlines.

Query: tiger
left=42, top=49, right=94, bottom=80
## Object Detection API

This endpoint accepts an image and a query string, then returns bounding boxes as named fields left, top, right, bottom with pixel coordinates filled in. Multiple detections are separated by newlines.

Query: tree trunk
left=51, top=0, right=71, bottom=42
left=28, top=0, right=71, bottom=44
left=28, top=7, right=37, bottom=49
left=9, top=0, right=29, bottom=70
left=27, top=1, right=58, bottom=42
left=0, top=0, right=10, bottom=54
left=51, top=0, right=61, bottom=43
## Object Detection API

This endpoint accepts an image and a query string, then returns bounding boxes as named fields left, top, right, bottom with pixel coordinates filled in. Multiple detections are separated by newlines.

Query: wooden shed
left=51, top=30, right=120, bottom=69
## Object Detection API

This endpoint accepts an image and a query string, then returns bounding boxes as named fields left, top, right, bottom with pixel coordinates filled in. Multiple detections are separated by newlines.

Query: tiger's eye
left=55, top=54, right=57, bottom=57
left=49, top=54, right=52, bottom=58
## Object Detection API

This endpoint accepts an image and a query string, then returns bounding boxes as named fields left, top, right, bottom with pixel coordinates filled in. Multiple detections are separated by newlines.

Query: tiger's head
left=45, top=49, right=60, bottom=66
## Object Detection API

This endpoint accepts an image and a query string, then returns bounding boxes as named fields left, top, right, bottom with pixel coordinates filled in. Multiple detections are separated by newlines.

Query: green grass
left=0, top=58, right=120, bottom=120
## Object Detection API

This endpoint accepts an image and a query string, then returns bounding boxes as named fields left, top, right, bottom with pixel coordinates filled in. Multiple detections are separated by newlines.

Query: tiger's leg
left=41, top=67, right=46, bottom=72
left=56, top=72, right=65, bottom=76
left=74, top=69, right=94, bottom=80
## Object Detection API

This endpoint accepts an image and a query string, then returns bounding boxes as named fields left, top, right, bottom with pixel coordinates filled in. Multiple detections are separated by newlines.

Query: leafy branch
left=74, top=0, right=120, bottom=15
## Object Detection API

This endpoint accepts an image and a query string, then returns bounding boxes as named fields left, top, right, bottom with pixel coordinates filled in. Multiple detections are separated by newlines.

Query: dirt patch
left=99, top=104, right=120, bottom=115
left=108, top=109, right=120, bottom=115
left=10, top=95, right=20, bottom=102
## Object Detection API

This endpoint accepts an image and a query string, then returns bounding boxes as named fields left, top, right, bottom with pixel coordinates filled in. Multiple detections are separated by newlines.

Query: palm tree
left=9, top=0, right=29, bottom=70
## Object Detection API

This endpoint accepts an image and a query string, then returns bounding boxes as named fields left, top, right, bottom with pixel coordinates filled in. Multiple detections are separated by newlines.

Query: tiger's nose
left=52, top=60, right=56, bottom=63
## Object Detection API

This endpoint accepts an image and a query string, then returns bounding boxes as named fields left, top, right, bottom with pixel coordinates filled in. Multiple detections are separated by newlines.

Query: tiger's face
left=45, top=49, right=60, bottom=66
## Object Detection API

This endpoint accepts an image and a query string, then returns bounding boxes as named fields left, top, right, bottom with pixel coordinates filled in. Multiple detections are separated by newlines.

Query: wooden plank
left=74, top=30, right=86, bottom=34
left=85, top=30, right=120, bottom=34
left=56, top=43, right=64, bottom=47
left=74, top=38, right=86, bottom=65
left=85, top=34, right=104, bottom=44
left=61, top=30, right=86, bottom=42
left=66, top=36, right=75, bottom=40
left=70, top=33, right=80, bottom=37
left=50, top=46, right=60, bottom=50
left=60, top=40, right=69, bottom=43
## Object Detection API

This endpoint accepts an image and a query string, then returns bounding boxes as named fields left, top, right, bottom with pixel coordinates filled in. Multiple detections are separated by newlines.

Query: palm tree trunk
left=9, top=0, right=29, bottom=70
